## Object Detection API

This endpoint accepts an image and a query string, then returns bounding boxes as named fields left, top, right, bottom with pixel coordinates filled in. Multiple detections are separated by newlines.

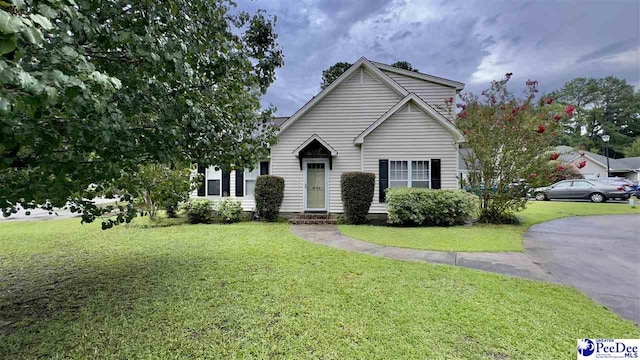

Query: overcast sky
left=238, top=0, right=639, bottom=116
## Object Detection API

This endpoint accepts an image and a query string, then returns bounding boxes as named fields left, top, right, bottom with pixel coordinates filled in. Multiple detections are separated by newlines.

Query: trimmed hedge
left=255, top=175, right=284, bottom=221
left=386, top=188, right=479, bottom=226
left=184, top=199, right=213, bottom=224
left=341, top=172, right=375, bottom=224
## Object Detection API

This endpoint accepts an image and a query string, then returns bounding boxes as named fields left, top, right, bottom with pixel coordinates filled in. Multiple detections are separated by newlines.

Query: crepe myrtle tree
left=0, top=0, right=283, bottom=228
left=457, top=73, right=575, bottom=224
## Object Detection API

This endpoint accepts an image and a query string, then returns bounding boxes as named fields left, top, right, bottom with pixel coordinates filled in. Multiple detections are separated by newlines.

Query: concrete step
left=288, top=218, right=338, bottom=225
left=288, top=213, right=338, bottom=225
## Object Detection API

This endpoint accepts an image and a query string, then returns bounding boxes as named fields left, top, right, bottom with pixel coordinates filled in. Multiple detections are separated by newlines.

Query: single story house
left=193, top=57, right=465, bottom=214
left=556, top=145, right=640, bottom=181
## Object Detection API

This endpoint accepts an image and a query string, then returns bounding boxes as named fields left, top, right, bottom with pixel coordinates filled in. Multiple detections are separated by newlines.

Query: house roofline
left=278, top=57, right=409, bottom=135
left=370, top=61, right=465, bottom=91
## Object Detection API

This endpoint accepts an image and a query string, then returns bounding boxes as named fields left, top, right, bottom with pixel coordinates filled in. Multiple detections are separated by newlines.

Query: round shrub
left=386, top=188, right=479, bottom=226
left=184, top=199, right=213, bottom=224
left=341, top=172, right=375, bottom=224
left=216, top=198, right=243, bottom=223
left=255, top=175, right=284, bottom=221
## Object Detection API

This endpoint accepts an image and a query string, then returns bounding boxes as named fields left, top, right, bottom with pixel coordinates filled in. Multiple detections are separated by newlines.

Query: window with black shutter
left=431, top=159, right=441, bottom=189
left=379, top=159, right=388, bottom=202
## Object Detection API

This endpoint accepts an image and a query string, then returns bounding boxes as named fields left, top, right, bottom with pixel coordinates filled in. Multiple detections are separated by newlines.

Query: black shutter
left=235, top=170, right=244, bottom=197
left=222, top=170, right=231, bottom=196
left=197, top=165, right=205, bottom=196
left=260, top=161, right=270, bottom=175
left=431, top=159, right=441, bottom=189
left=379, top=159, right=388, bottom=202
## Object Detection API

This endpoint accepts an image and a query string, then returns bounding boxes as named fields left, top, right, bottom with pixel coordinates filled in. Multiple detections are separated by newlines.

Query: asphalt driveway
left=525, top=214, right=640, bottom=324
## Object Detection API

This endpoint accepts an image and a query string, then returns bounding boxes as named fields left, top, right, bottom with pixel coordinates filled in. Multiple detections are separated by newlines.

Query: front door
left=306, top=162, right=326, bottom=210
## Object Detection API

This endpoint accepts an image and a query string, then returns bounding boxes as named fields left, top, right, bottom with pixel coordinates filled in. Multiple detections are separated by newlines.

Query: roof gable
left=278, top=57, right=408, bottom=134
left=353, top=93, right=464, bottom=144
left=371, top=61, right=465, bottom=91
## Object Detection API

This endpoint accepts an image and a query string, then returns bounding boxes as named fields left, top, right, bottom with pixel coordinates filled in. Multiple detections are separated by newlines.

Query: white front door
left=304, top=160, right=328, bottom=211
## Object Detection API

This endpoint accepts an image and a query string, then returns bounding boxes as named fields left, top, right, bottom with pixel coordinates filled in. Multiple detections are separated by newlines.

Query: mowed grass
left=339, top=201, right=640, bottom=252
left=0, top=218, right=637, bottom=359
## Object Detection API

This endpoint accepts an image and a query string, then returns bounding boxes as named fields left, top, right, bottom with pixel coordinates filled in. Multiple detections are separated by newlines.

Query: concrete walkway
left=290, top=225, right=558, bottom=283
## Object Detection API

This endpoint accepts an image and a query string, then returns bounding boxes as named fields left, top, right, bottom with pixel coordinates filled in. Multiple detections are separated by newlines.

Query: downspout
left=360, top=142, right=365, bottom=171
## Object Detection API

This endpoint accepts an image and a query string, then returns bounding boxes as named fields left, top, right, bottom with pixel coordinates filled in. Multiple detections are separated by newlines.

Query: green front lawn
left=1, top=218, right=637, bottom=358
left=339, top=201, right=640, bottom=252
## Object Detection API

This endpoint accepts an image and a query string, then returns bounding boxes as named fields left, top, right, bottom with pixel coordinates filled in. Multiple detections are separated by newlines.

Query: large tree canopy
left=0, top=0, right=283, bottom=225
left=548, top=77, right=640, bottom=157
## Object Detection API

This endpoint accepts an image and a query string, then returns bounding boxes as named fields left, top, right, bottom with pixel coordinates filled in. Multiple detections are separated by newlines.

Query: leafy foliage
left=184, top=199, right=213, bottom=224
left=320, top=60, right=419, bottom=90
left=390, top=61, right=419, bottom=72
left=254, top=175, right=284, bottom=221
left=320, top=62, right=352, bottom=89
left=131, top=164, right=197, bottom=220
left=386, top=188, right=479, bottom=226
left=548, top=77, right=640, bottom=157
left=0, top=0, right=283, bottom=227
left=457, top=74, right=569, bottom=224
left=215, top=198, right=243, bottom=224
left=623, top=137, right=640, bottom=157
left=340, top=172, right=375, bottom=224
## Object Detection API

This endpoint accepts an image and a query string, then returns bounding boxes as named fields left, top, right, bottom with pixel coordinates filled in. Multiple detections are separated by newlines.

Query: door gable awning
left=293, top=134, right=338, bottom=170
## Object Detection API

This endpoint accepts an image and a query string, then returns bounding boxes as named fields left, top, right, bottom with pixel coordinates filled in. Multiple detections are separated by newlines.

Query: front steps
left=288, top=213, right=338, bottom=225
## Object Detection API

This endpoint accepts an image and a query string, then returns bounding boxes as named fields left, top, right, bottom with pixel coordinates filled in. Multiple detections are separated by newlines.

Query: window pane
left=412, top=180, right=430, bottom=188
left=411, top=161, right=430, bottom=182
left=246, top=179, right=256, bottom=196
left=207, top=180, right=220, bottom=195
left=390, top=180, right=408, bottom=188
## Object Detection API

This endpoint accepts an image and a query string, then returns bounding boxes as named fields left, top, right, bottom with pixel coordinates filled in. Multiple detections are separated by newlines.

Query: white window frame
left=388, top=159, right=432, bottom=189
left=206, top=167, right=222, bottom=196
left=411, top=160, right=431, bottom=188
left=244, top=166, right=259, bottom=197
left=389, top=160, right=409, bottom=188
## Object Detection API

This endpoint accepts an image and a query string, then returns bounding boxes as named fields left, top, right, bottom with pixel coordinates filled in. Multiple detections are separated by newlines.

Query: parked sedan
left=532, top=179, right=630, bottom=203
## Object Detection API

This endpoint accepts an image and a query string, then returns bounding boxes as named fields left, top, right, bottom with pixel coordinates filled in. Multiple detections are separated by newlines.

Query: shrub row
left=386, top=188, right=479, bottom=226
left=183, top=175, right=285, bottom=224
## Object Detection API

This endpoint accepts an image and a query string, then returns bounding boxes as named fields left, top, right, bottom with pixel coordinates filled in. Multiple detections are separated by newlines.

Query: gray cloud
left=238, top=0, right=640, bottom=116
left=576, top=38, right=639, bottom=64
left=483, top=14, right=499, bottom=26
left=389, top=30, right=412, bottom=41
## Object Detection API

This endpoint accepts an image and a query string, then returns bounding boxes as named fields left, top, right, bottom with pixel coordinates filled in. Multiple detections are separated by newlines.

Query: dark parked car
left=532, top=179, right=630, bottom=203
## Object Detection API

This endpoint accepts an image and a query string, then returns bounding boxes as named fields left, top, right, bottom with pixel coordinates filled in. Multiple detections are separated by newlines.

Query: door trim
left=303, top=158, right=329, bottom=212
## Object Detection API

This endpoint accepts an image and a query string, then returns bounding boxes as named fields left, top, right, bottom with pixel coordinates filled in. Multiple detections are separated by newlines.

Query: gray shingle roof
left=619, top=156, right=640, bottom=170
left=554, top=146, right=633, bottom=172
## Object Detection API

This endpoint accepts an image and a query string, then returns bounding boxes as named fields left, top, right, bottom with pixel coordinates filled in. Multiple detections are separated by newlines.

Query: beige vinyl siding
left=363, top=103, right=459, bottom=213
left=272, top=68, right=402, bottom=213
left=383, top=71, right=456, bottom=120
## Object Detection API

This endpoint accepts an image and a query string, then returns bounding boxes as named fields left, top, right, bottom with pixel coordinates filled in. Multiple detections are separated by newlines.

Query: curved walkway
left=291, top=214, right=640, bottom=323
left=290, top=225, right=557, bottom=282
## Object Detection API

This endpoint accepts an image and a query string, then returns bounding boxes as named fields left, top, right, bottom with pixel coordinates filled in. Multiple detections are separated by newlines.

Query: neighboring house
left=556, top=145, right=640, bottom=181
left=193, top=57, right=465, bottom=214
